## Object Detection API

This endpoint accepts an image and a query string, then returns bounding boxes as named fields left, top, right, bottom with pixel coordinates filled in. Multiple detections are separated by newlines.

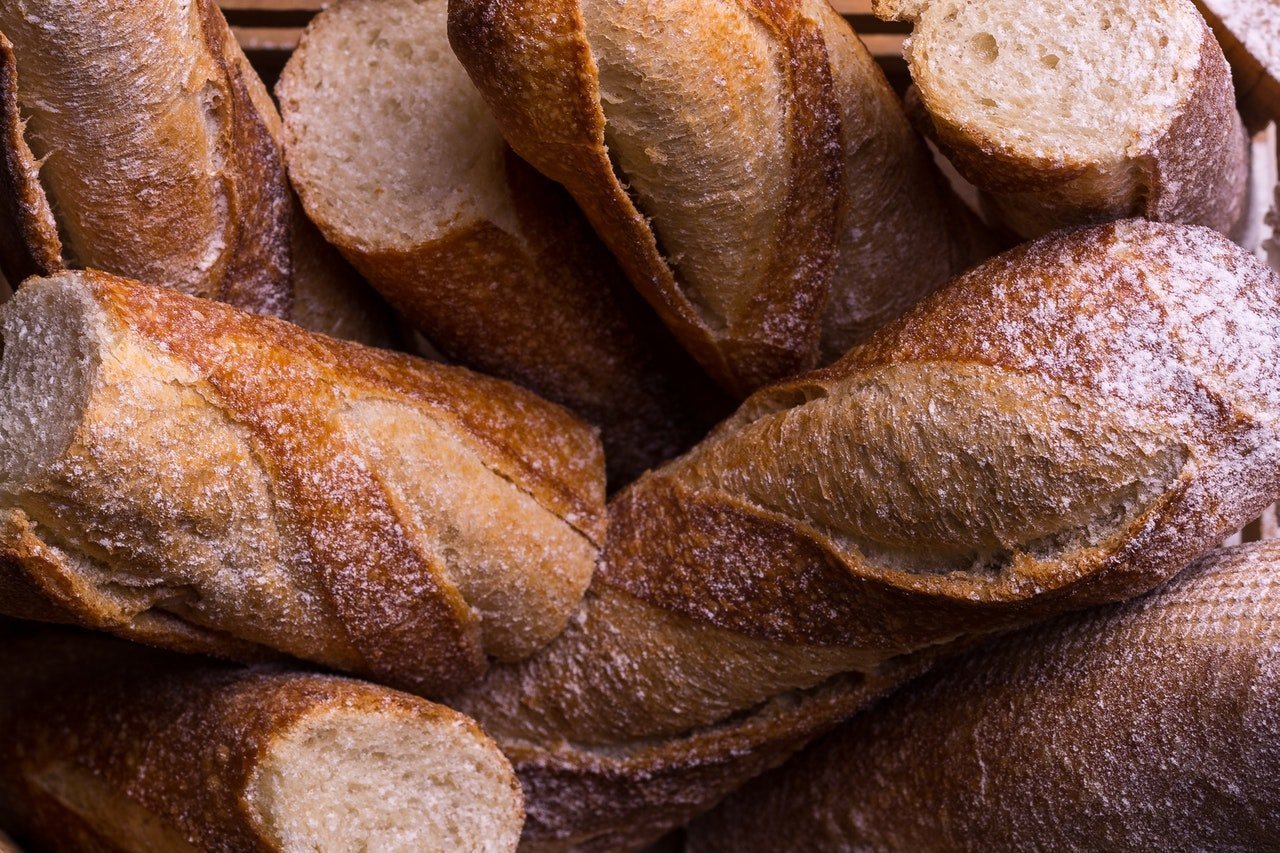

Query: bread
left=1194, top=0, right=1280, bottom=129
left=0, top=0, right=400, bottom=347
left=448, top=219, right=1280, bottom=849
left=0, top=0, right=291, bottom=314
left=689, top=539, right=1280, bottom=852
left=448, top=0, right=992, bottom=395
left=278, top=0, right=725, bottom=484
left=0, top=269, right=605, bottom=695
left=0, top=628, right=524, bottom=852
left=876, top=0, right=1250, bottom=239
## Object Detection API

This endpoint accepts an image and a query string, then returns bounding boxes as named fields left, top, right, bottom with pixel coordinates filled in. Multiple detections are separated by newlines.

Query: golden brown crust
left=453, top=220, right=1280, bottom=847
left=328, top=151, right=725, bottom=485
left=509, top=656, right=945, bottom=851
left=0, top=34, right=61, bottom=285
left=97, top=273, right=606, bottom=549
left=285, top=208, right=403, bottom=349
left=606, top=220, right=1280, bottom=650
left=447, top=0, right=842, bottom=397
left=192, top=0, right=293, bottom=316
left=0, top=271, right=604, bottom=695
left=0, top=2, right=293, bottom=314
left=689, top=541, right=1280, bottom=852
left=0, top=630, right=521, bottom=853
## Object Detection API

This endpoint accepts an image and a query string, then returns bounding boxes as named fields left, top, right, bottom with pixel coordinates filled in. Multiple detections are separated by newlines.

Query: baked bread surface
left=688, top=540, right=1280, bottom=851
left=279, top=0, right=725, bottom=484
left=0, top=270, right=605, bottom=695
left=0, top=629, right=525, bottom=852
left=449, top=219, right=1280, bottom=848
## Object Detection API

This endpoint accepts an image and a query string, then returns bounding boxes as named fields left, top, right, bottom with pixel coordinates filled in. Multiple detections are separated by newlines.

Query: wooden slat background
left=219, top=0, right=909, bottom=87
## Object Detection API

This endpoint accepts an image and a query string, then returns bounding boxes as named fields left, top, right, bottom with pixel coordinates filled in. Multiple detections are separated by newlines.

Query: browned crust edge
left=0, top=32, right=62, bottom=286
left=447, top=0, right=842, bottom=397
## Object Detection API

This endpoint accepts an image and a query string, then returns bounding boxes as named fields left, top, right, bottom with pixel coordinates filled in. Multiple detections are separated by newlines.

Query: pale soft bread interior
left=579, top=0, right=788, bottom=327
left=908, top=0, right=1204, bottom=162
left=0, top=272, right=102, bottom=491
left=248, top=706, right=522, bottom=853
left=281, top=0, right=518, bottom=249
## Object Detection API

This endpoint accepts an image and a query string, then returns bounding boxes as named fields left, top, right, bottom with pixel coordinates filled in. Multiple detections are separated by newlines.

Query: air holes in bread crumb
left=971, top=32, right=998, bottom=63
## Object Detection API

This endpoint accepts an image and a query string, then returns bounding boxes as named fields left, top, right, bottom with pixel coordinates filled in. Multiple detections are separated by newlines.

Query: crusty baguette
left=0, top=270, right=605, bottom=695
left=689, top=540, right=1280, bottom=852
left=448, top=219, right=1280, bottom=849
left=877, top=0, right=1249, bottom=239
left=0, top=628, right=524, bottom=852
left=1194, top=0, right=1280, bottom=129
left=448, top=0, right=991, bottom=396
left=0, top=0, right=290, bottom=314
left=0, top=0, right=398, bottom=347
left=278, top=0, right=725, bottom=484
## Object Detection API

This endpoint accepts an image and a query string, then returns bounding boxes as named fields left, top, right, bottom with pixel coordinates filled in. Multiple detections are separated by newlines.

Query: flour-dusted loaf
left=448, top=220, right=1280, bottom=849
left=448, top=0, right=991, bottom=396
left=0, top=628, right=524, bottom=852
left=0, top=270, right=605, bottom=696
left=877, top=0, right=1249, bottom=239
left=1194, top=0, right=1280, bottom=128
left=279, top=0, right=724, bottom=484
left=689, top=540, right=1280, bottom=852
left=0, top=0, right=397, bottom=345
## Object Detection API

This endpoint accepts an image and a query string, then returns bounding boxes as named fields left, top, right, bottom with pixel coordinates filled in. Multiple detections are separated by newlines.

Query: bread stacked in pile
left=0, top=0, right=1276, bottom=850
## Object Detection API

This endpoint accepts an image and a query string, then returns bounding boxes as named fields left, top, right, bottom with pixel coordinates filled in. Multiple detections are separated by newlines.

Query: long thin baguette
left=689, top=540, right=1280, bottom=851
left=448, top=0, right=991, bottom=395
left=0, top=270, right=605, bottom=695
left=448, top=219, right=1280, bottom=849
left=876, top=0, right=1249, bottom=239
left=0, top=628, right=524, bottom=852
left=278, top=0, right=724, bottom=484
left=0, top=0, right=397, bottom=347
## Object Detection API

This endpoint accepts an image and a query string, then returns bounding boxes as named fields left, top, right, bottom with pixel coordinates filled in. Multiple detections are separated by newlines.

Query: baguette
left=0, top=0, right=398, bottom=347
left=1193, top=0, right=1280, bottom=129
left=448, top=0, right=991, bottom=395
left=449, top=219, right=1280, bottom=849
left=0, top=628, right=524, bottom=852
left=876, top=0, right=1249, bottom=239
left=278, top=0, right=725, bottom=484
left=689, top=540, right=1280, bottom=852
left=0, top=270, right=605, bottom=695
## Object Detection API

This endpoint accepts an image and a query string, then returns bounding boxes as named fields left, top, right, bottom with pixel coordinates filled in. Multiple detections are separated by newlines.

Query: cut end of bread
left=909, top=0, right=1206, bottom=164
left=0, top=273, right=103, bottom=492
left=247, top=702, right=523, bottom=853
left=279, top=0, right=517, bottom=251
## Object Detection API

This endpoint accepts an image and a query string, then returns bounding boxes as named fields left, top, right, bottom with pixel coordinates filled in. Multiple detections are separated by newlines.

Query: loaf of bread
left=0, top=269, right=605, bottom=695
left=278, top=0, right=725, bottom=484
left=0, top=0, right=398, bottom=346
left=876, top=0, right=1249, bottom=239
left=448, top=0, right=991, bottom=396
left=689, top=540, right=1280, bottom=851
left=0, top=627, right=524, bottom=852
left=1194, top=0, right=1280, bottom=129
left=448, top=219, right=1280, bottom=848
